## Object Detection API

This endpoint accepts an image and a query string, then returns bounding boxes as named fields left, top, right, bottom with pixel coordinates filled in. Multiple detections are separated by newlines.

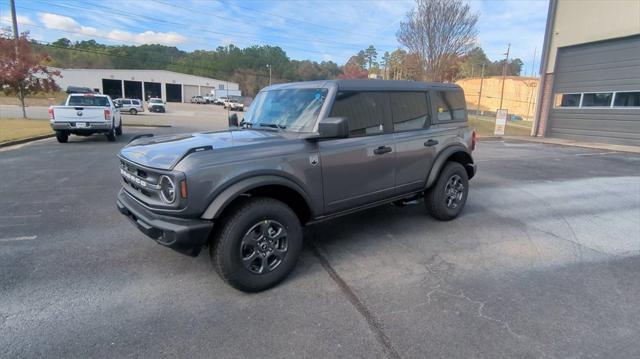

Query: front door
left=319, top=91, right=396, bottom=214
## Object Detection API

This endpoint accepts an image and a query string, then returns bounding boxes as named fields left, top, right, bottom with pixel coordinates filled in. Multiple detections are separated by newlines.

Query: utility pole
left=476, top=63, right=485, bottom=119
left=530, top=47, right=537, bottom=77
left=10, top=0, right=26, bottom=118
left=499, top=43, right=510, bottom=110
left=266, top=64, right=272, bottom=86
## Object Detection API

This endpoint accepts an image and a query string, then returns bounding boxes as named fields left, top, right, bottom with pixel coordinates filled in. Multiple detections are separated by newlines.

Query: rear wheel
left=130, top=108, right=137, bottom=115
left=425, top=162, right=469, bottom=220
left=211, top=197, right=302, bottom=292
left=115, top=121, right=123, bottom=136
left=55, top=130, right=68, bottom=143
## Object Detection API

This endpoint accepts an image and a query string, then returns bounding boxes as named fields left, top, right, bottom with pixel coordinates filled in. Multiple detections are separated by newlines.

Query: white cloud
left=0, top=14, right=35, bottom=26
left=37, top=12, right=187, bottom=46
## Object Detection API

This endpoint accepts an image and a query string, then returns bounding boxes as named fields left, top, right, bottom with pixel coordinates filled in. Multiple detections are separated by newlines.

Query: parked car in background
left=213, top=96, right=228, bottom=105
left=191, top=95, right=206, bottom=104
left=510, top=114, right=523, bottom=121
left=116, top=79, right=476, bottom=292
left=203, top=94, right=216, bottom=104
left=148, top=98, right=166, bottom=113
left=49, top=93, right=123, bottom=143
left=114, top=98, right=144, bottom=115
left=224, top=98, right=245, bottom=111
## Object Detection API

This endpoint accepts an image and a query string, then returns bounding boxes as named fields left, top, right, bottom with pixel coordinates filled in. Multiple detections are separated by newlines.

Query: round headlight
left=159, top=175, right=176, bottom=204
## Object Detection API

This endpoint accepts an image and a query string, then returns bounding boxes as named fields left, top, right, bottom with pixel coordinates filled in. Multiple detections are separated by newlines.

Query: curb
left=0, top=133, right=55, bottom=148
left=124, top=124, right=172, bottom=128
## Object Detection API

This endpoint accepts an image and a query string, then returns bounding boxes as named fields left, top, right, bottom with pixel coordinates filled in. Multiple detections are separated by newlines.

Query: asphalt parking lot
left=1, top=121, right=639, bottom=358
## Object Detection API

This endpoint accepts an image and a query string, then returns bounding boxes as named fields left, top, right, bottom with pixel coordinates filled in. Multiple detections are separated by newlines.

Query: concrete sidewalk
left=481, top=135, right=640, bottom=154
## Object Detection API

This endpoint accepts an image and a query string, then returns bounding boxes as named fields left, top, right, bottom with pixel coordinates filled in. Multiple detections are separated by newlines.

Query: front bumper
left=148, top=106, right=165, bottom=113
left=117, top=189, right=213, bottom=256
left=51, top=122, right=112, bottom=131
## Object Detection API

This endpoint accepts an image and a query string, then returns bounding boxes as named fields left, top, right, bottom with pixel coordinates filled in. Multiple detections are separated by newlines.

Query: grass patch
left=469, top=115, right=532, bottom=137
left=0, top=92, right=67, bottom=106
left=0, top=118, right=53, bottom=143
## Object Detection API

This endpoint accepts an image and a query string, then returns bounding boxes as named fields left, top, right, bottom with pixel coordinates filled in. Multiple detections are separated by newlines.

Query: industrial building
left=533, top=0, right=640, bottom=146
left=51, top=68, right=240, bottom=103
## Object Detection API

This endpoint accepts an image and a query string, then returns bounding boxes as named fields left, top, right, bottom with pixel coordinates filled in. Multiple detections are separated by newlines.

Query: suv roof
left=267, top=79, right=462, bottom=92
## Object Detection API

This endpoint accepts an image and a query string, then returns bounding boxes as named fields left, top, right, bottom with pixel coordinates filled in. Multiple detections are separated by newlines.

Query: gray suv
left=116, top=80, right=476, bottom=292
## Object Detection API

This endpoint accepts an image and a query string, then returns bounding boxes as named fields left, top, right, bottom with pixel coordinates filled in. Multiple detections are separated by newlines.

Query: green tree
left=364, top=45, right=378, bottom=70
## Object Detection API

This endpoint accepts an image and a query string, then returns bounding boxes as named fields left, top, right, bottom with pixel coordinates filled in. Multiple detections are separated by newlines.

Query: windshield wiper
left=258, top=123, right=286, bottom=129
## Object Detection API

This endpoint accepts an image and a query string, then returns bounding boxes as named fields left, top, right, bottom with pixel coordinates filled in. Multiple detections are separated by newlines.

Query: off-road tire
left=211, top=197, right=302, bottom=292
left=425, top=162, right=469, bottom=221
left=106, top=127, right=117, bottom=142
left=130, top=108, right=138, bottom=115
left=115, top=121, right=123, bottom=136
left=55, top=130, right=68, bottom=143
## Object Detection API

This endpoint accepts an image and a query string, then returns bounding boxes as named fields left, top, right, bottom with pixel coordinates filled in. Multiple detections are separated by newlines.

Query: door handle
left=374, top=145, right=392, bottom=155
left=424, top=139, right=439, bottom=147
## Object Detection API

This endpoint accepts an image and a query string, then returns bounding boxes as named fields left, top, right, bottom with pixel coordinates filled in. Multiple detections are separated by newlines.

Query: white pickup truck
left=49, top=93, right=123, bottom=143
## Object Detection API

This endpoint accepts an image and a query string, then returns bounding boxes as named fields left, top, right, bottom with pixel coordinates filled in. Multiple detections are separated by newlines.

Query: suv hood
left=120, top=129, right=287, bottom=170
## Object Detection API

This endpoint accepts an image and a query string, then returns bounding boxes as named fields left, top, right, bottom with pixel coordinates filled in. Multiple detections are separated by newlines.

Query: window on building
left=433, top=91, right=466, bottom=122
left=219, top=84, right=225, bottom=90
left=613, top=92, right=640, bottom=107
left=555, top=93, right=581, bottom=107
left=330, top=92, right=389, bottom=137
left=582, top=93, right=613, bottom=107
left=389, top=92, right=430, bottom=131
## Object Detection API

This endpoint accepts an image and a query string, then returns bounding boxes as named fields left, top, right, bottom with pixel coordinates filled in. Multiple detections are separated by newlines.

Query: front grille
left=120, top=160, right=162, bottom=202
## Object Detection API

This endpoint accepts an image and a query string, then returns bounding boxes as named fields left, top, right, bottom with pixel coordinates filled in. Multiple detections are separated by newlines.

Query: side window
left=133, top=100, right=140, bottom=105
left=389, top=92, right=430, bottom=132
left=433, top=91, right=466, bottom=122
left=123, top=100, right=132, bottom=105
left=330, top=92, right=388, bottom=137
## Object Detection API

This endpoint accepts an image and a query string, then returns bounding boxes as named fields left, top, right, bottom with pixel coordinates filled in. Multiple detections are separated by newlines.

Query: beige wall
left=456, top=76, right=539, bottom=119
left=546, top=0, right=640, bottom=72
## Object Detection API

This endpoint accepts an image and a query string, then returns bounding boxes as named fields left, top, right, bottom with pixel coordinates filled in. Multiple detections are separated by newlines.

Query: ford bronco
left=116, top=80, right=476, bottom=292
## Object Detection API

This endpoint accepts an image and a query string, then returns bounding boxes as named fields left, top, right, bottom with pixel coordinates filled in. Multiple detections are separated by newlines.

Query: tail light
left=471, top=129, right=477, bottom=151
left=104, top=109, right=111, bottom=120
left=48, top=108, right=55, bottom=120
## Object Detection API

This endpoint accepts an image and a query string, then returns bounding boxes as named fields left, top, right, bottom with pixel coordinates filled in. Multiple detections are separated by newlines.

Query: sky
left=0, top=0, right=549, bottom=76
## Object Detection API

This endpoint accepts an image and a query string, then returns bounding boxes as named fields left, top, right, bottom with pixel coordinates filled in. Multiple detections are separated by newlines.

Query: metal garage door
left=183, top=85, right=199, bottom=102
left=201, top=86, right=214, bottom=96
left=548, top=35, right=640, bottom=146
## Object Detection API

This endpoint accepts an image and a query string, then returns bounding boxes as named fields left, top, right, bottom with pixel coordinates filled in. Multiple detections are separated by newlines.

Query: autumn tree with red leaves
left=0, top=31, right=61, bottom=118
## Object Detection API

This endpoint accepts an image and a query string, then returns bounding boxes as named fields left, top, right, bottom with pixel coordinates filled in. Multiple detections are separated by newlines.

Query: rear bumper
left=51, top=122, right=111, bottom=131
left=117, top=189, right=213, bottom=256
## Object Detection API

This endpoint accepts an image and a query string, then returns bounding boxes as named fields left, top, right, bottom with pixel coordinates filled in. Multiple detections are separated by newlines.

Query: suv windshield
left=150, top=99, right=163, bottom=103
left=244, top=88, right=328, bottom=132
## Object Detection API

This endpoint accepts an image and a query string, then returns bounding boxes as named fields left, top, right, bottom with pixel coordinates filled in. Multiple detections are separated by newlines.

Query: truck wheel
left=211, top=197, right=303, bottom=292
left=115, top=121, right=123, bottom=136
left=425, top=162, right=469, bottom=221
left=130, top=108, right=137, bottom=115
left=106, top=128, right=117, bottom=142
left=55, top=131, right=68, bottom=143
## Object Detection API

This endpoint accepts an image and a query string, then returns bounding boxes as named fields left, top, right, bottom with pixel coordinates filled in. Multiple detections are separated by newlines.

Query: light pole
left=499, top=43, right=511, bottom=110
left=266, top=64, right=272, bottom=86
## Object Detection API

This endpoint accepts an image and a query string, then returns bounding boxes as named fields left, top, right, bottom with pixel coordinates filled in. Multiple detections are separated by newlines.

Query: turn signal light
left=104, top=109, right=111, bottom=120
left=180, top=180, right=188, bottom=199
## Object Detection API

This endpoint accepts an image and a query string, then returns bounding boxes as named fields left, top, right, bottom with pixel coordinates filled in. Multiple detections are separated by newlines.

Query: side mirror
left=114, top=103, right=122, bottom=108
left=228, top=113, right=239, bottom=127
left=318, top=117, right=349, bottom=139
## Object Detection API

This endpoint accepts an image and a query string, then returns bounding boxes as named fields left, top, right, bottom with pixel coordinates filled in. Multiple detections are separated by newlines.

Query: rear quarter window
left=389, top=92, right=430, bottom=132
left=433, top=90, right=467, bottom=122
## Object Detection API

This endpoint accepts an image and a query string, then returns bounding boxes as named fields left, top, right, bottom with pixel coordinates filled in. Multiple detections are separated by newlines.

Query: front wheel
left=211, top=197, right=303, bottom=292
left=106, top=127, right=116, bottom=142
left=425, top=162, right=469, bottom=221
left=115, top=120, right=123, bottom=136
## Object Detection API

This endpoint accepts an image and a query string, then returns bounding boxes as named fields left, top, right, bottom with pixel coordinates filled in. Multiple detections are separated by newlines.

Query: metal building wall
left=547, top=35, right=640, bottom=146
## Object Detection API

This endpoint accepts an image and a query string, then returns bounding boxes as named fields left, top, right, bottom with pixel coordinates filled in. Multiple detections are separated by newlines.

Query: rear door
left=319, top=91, right=396, bottom=214
left=390, top=91, right=439, bottom=193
